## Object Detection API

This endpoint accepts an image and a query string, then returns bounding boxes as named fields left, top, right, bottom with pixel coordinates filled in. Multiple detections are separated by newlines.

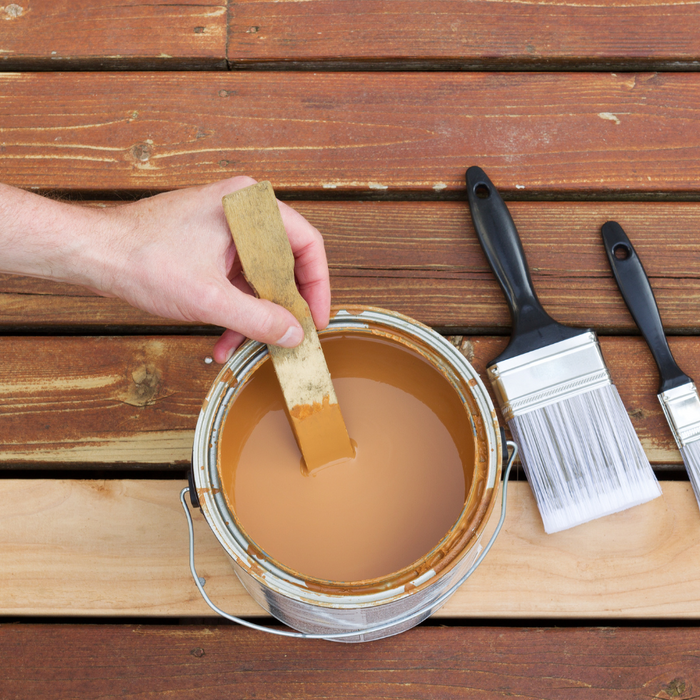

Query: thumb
left=206, top=286, right=304, bottom=349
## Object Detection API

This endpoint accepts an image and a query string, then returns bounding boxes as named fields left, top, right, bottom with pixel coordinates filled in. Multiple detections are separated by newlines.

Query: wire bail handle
left=180, top=440, right=517, bottom=640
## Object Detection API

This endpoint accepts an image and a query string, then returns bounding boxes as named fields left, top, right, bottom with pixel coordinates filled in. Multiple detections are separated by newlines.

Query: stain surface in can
left=218, top=333, right=476, bottom=582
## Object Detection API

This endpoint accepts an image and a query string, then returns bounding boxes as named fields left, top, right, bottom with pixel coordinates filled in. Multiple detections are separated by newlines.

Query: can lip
left=193, top=305, right=502, bottom=606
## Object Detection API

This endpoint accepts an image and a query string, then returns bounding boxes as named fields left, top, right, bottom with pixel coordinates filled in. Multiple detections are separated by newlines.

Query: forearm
left=0, top=183, right=125, bottom=292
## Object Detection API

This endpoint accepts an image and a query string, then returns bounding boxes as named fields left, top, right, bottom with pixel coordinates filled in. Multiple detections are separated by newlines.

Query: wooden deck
left=2, top=1, right=700, bottom=697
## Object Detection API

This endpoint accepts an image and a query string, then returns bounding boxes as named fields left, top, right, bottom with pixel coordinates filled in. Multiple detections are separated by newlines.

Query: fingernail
left=224, top=347, right=235, bottom=363
left=276, top=325, right=303, bottom=348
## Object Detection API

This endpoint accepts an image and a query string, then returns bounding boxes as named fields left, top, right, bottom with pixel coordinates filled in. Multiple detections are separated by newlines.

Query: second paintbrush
left=602, top=220, right=700, bottom=510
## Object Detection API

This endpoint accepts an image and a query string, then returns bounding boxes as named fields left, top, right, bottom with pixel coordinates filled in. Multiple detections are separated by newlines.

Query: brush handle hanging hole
left=474, top=183, right=491, bottom=199
left=613, top=242, right=631, bottom=260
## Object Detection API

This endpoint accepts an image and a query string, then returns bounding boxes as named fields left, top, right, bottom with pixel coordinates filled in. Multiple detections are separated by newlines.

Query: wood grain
left=0, top=335, right=693, bottom=466
left=0, top=478, right=698, bottom=619
left=2, top=624, right=699, bottom=700
left=0, top=0, right=227, bottom=70
left=0, top=337, right=220, bottom=465
left=229, top=0, right=700, bottom=70
left=2, top=201, right=700, bottom=334
left=2, top=72, right=700, bottom=195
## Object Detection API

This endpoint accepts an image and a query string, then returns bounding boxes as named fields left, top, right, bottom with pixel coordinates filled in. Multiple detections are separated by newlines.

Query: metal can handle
left=180, top=440, right=518, bottom=640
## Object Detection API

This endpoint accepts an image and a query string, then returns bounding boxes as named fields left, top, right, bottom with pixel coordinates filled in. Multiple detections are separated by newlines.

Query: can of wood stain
left=189, top=306, right=504, bottom=642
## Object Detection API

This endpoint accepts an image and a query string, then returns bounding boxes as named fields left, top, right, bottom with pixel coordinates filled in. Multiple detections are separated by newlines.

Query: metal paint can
left=190, top=306, right=503, bottom=642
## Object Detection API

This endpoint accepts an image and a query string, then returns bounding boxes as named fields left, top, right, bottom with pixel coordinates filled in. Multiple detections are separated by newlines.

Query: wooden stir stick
left=222, top=181, right=355, bottom=472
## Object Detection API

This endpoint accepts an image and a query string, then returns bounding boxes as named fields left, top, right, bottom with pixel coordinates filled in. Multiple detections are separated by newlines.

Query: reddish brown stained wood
left=1, top=201, right=699, bottom=333
left=1, top=624, right=699, bottom=700
left=229, top=0, right=700, bottom=70
left=0, top=335, right=691, bottom=465
left=0, top=336, right=220, bottom=465
left=0, top=1, right=227, bottom=70
left=2, top=72, right=700, bottom=195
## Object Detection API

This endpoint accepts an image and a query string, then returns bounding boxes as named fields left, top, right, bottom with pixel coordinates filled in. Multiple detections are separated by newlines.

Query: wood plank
left=2, top=72, right=700, bottom=195
left=0, top=335, right=693, bottom=466
left=2, top=624, right=699, bottom=700
left=1, top=479, right=698, bottom=618
left=229, top=0, right=700, bottom=71
left=2, top=201, right=700, bottom=334
left=0, top=337, right=220, bottom=466
left=0, top=1, right=227, bottom=70
left=322, top=200, right=700, bottom=334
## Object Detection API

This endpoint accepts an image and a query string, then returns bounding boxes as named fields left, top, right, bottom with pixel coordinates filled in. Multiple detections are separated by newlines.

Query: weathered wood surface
left=0, top=337, right=219, bottom=465
left=2, top=624, right=699, bottom=700
left=0, top=335, right=693, bottom=466
left=1, top=479, right=698, bottom=618
left=3, top=0, right=700, bottom=74
left=229, top=0, right=700, bottom=70
left=0, top=1, right=227, bottom=70
left=2, top=201, right=699, bottom=333
left=2, top=72, right=700, bottom=196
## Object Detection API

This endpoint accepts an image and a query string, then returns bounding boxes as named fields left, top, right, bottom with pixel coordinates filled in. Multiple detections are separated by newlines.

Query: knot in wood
left=1, top=4, right=24, bottom=19
left=130, top=142, right=152, bottom=163
left=662, top=678, right=687, bottom=698
left=121, top=363, right=162, bottom=407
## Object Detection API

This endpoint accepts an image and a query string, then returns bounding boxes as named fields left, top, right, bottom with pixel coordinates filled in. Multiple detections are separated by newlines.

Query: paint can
left=188, top=306, right=505, bottom=642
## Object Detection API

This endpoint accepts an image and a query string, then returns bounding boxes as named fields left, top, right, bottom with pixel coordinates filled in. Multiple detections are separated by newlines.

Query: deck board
left=0, top=334, right=692, bottom=466
left=2, top=201, right=699, bottom=334
left=0, top=0, right=227, bottom=70
left=228, top=0, right=700, bottom=70
left=0, top=479, right=698, bottom=618
left=2, top=624, right=699, bottom=699
left=2, top=72, right=700, bottom=196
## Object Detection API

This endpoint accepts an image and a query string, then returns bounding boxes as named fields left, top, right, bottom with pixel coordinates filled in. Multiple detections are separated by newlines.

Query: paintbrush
left=466, top=167, right=661, bottom=533
left=602, top=220, right=700, bottom=509
left=222, top=181, right=355, bottom=473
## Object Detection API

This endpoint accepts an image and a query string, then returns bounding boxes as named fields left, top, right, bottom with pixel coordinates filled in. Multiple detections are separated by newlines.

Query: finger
left=299, top=276, right=331, bottom=331
left=278, top=201, right=331, bottom=329
left=212, top=328, right=247, bottom=364
left=198, top=284, right=304, bottom=349
left=207, top=175, right=259, bottom=203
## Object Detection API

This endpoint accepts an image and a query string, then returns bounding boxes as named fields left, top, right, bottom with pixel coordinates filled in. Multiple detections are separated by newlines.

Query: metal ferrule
left=487, top=331, right=612, bottom=422
left=659, top=382, right=700, bottom=449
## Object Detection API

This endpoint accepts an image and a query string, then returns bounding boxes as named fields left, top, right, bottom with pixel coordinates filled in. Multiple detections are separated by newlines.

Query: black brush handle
left=601, top=220, right=690, bottom=393
left=466, top=166, right=583, bottom=365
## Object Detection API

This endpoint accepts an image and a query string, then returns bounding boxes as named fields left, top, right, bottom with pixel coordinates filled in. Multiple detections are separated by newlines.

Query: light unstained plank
left=229, top=0, right=700, bottom=70
left=2, top=201, right=700, bottom=333
left=2, top=72, right=700, bottom=195
left=1, top=624, right=699, bottom=700
left=0, top=479, right=697, bottom=619
left=0, top=1, right=227, bottom=69
left=0, top=335, right=692, bottom=466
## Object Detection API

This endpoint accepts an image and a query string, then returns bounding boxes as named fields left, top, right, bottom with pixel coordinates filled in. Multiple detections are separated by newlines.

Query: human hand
left=101, top=176, right=330, bottom=363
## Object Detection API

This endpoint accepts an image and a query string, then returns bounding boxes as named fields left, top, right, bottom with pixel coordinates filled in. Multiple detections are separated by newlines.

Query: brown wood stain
left=217, top=333, right=476, bottom=582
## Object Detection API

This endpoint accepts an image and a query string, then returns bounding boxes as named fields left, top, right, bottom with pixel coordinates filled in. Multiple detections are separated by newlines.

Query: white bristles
left=509, top=383, right=662, bottom=534
left=680, top=441, right=700, bottom=510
